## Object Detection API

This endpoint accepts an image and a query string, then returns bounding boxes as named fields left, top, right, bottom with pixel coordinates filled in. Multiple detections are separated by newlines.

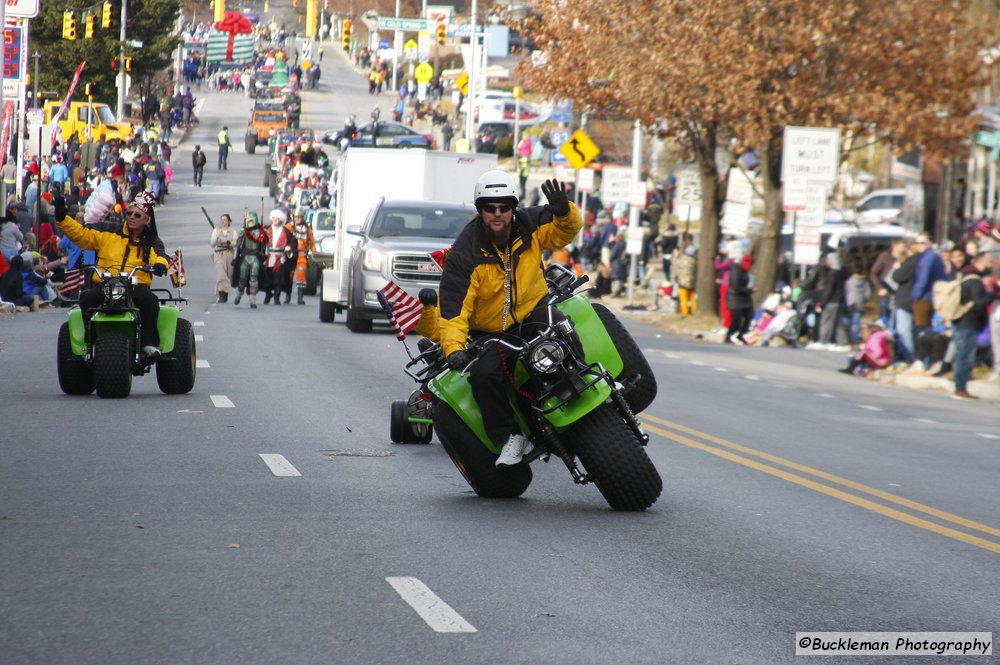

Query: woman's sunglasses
left=125, top=209, right=146, bottom=219
left=480, top=203, right=512, bottom=214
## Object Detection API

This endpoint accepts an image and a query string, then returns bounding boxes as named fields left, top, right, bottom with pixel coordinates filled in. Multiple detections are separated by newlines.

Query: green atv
left=399, top=265, right=661, bottom=511
left=57, top=266, right=196, bottom=399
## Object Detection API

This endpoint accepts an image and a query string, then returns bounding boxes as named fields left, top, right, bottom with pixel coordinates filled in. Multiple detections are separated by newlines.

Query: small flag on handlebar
left=376, top=281, right=423, bottom=341
left=57, top=268, right=87, bottom=296
left=168, top=249, right=187, bottom=288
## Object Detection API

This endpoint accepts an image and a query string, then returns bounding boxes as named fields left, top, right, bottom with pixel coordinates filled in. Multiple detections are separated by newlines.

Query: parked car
left=854, top=188, right=905, bottom=225
left=475, top=122, right=514, bottom=154
left=324, top=122, right=433, bottom=150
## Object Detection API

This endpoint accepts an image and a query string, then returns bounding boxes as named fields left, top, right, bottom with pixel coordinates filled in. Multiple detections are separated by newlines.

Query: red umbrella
left=214, top=11, right=253, bottom=62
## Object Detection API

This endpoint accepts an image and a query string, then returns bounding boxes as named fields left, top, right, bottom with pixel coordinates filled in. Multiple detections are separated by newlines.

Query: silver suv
left=344, top=199, right=475, bottom=333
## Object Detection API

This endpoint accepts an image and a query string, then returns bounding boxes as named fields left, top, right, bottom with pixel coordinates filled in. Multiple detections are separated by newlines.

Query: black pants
left=194, top=165, right=204, bottom=186
left=80, top=285, right=160, bottom=348
left=468, top=301, right=574, bottom=448
left=726, top=306, right=753, bottom=341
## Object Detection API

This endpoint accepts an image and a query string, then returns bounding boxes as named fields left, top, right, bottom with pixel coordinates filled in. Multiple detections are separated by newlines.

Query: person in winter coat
left=890, top=242, right=920, bottom=362
left=671, top=244, right=697, bottom=316
left=1, top=215, right=23, bottom=261
left=910, top=233, right=948, bottom=334
left=951, top=247, right=998, bottom=399
left=438, top=173, right=581, bottom=468
left=724, top=253, right=755, bottom=344
left=55, top=191, right=170, bottom=359
left=843, top=260, right=872, bottom=345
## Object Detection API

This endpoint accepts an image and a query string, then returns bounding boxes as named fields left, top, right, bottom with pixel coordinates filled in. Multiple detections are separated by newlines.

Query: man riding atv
left=54, top=191, right=170, bottom=360
left=438, top=171, right=582, bottom=467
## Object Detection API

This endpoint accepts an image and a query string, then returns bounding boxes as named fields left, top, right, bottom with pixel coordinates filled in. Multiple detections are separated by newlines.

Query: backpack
left=932, top=275, right=975, bottom=321
left=195, top=151, right=206, bottom=167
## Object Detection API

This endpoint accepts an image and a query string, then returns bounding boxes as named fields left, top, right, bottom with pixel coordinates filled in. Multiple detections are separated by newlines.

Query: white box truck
left=319, top=149, right=499, bottom=329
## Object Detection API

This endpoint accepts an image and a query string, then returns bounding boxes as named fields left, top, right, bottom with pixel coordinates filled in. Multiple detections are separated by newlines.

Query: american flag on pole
left=376, top=281, right=424, bottom=341
left=168, top=249, right=187, bottom=288
left=56, top=269, right=87, bottom=297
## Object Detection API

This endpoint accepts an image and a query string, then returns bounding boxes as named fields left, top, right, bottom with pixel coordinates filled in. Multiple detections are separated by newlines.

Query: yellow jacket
left=57, top=215, right=170, bottom=286
left=438, top=203, right=582, bottom=357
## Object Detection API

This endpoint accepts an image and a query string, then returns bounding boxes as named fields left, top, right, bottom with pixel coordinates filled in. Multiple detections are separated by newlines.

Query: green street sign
left=377, top=17, right=429, bottom=31
left=975, top=130, right=1000, bottom=149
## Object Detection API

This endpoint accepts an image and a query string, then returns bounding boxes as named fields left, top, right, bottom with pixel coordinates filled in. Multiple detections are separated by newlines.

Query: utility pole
left=626, top=119, right=644, bottom=307
left=32, top=52, right=41, bottom=108
left=464, top=0, right=477, bottom=145
left=117, top=0, right=128, bottom=119
left=391, top=0, right=401, bottom=92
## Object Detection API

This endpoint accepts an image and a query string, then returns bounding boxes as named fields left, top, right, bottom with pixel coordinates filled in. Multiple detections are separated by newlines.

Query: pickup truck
left=43, top=101, right=135, bottom=143
left=318, top=148, right=498, bottom=328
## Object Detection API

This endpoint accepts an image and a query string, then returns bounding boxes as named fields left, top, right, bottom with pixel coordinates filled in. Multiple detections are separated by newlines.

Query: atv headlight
left=529, top=339, right=565, bottom=374
left=102, top=279, right=126, bottom=303
left=320, top=236, right=337, bottom=253
left=362, top=249, right=384, bottom=272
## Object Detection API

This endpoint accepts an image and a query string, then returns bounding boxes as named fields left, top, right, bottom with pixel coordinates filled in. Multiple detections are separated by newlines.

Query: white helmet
left=474, top=170, right=518, bottom=207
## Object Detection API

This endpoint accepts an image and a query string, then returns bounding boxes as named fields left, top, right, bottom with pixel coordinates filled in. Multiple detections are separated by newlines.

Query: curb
left=871, top=370, right=1000, bottom=402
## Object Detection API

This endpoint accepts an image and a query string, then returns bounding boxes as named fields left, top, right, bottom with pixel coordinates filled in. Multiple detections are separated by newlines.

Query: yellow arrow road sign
left=559, top=129, right=600, bottom=170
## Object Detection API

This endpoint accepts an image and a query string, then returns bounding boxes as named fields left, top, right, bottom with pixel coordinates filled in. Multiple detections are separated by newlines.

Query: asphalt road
left=1, top=42, right=998, bottom=665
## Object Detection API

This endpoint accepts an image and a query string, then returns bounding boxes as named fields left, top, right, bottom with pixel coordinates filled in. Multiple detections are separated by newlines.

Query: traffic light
left=85, top=83, right=93, bottom=96
left=342, top=19, right=352, bottom=51
left=101, top=2, right=112, bottom=29
left=124, top=56, right=132, bottom=72
left=436, top=22, right=446, bottom=46
left=85, top=13, right=95, bottom=39
left=62, top=11, right=77, bottom=40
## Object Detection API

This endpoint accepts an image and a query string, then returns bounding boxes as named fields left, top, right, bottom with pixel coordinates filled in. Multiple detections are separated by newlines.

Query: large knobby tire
left=93, top=330, right=133, bottom=399
left=591, top=302, right=657, bottom=414
left=57, top=322, right=94, bottom=395
left=570, top=405, right=662, bottom=511
left=319, top=299, right=336, bottom=323
left=433, top=401, right=532, bottom=499
left=245, top=135, right=256, bottom=154
left=156, top=318, right=196, bottom=394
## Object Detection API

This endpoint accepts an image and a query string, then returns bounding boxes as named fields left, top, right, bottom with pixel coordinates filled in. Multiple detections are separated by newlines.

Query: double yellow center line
left=640, top=414, right=1000, bottom=554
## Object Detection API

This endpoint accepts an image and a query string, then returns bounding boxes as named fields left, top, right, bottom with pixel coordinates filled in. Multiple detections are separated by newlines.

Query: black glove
left=418, top=288, right=438, bottom=306
left=446, top=349, right=471, bottom=371
left=152, top=263, right=167, bottom=277
left=541, top=179, right=570, bottom=217
left=53, top=195, right=68, bottom=222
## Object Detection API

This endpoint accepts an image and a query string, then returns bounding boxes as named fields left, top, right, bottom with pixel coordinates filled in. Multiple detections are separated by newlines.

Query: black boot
left=283, top=291, right=291, bottom=304
left=263, top=291, right=272, bottom=304
left=297, top=286, right=305, bottom=305
left=220, top=292, right=228, bottom=303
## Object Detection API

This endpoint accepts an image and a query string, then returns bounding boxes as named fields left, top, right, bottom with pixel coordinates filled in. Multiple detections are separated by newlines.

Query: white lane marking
left=913, top=417, right=937, bottom=424
left=714, top=367, right=729, bottom=372
left=259, top=454, right=302, bottom=477
left=211, top=395, right=235, bottom=408
left=689, top=361, right=706, bottom=366
left=196, top=360, right=210, bottom=368
left=745, top=375, right=761, bottom=381
left=857, top=404, right=883, bottom=411
left=773, top=384, right=791, bottom=389
left=195, top=334, right=204, bottom=342
left=977, top=433, right=1000, bottom=440
left=385, top=577, right=477, bottom=633
left=817, top=393, right=835, bottom=398
left=666, top=353, right=680, bottom=359
left=193, top=321, right=205, bottom=327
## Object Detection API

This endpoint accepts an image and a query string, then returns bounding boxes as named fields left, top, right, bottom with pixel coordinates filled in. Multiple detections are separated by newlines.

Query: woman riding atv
left=53, top=191, right=169, bottom=360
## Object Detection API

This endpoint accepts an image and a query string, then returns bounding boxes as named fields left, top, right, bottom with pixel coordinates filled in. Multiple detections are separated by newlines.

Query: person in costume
left=291, top=207, right=316, bottom=305
left=233, top=211, right=266, bottom=309
left=263, top=209, right=294, bottom=305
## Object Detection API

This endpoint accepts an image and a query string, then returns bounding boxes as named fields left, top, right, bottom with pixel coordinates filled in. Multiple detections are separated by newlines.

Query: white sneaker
left=496, top=433, right=533, bottom=468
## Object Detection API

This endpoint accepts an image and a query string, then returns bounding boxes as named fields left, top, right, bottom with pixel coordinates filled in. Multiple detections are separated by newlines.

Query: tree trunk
left=692, top=130, right=723, bottom=321
left=754, top=138, right=784, bottom=306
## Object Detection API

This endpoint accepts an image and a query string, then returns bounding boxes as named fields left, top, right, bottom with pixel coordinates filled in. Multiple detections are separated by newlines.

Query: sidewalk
left=588, top=267, right=1000, bottom=403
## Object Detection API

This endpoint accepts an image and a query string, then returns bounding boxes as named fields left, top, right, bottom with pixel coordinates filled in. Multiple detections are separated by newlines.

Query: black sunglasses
left=480, top=203, right=512, bottom=214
